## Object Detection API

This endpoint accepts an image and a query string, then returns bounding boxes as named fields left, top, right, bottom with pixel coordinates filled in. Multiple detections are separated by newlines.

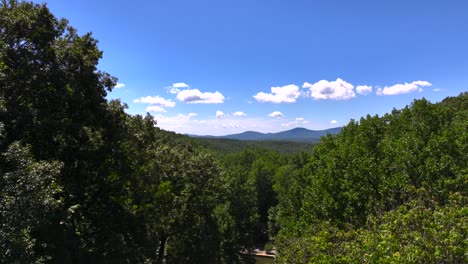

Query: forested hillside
left=270, top=94, right=468, bottom=263
left=1, top=1, right=466, bottom=264
left=192, top=127, right=342, bottom=142
left=192, top=138, right=315, bottom=155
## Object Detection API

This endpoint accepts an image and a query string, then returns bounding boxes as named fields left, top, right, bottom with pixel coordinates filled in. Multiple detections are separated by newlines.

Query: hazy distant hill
left=191, top=127, right=342, bottom=143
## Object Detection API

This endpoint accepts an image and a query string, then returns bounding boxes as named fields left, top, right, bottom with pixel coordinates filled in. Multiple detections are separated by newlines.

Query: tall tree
left=1, top=2, right=258, bottom=262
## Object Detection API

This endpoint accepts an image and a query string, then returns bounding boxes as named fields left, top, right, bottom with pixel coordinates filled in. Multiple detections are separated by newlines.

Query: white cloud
left=356, top=85, right=372, bottom=95
left=303, top=78, right=356, bottom=100
left=133, top=96, right=176, bottom=107
left=146, top=105, right=167, bottom=113
left=376, top=80, right=432, bottom=96
left=176, top=113, right=198, bottom=119
left=268, top=111, right=284, bottom=118
left=253, top=84, right=301, bottom=103
left=433, top=88, right=441, bottom=92
left=177, top=89, right=225, bottom=104
left=168, top=83, right=225, bottom=104
left=296, top=117, right=305, bottom=121
left=115, top=83, right=125, bottom=89
left=170, top=88, right=180, bottom=94
left=330, top=120, right=338, bottom=124
left=169, top=82, right=190, bottom=94
left=172, top=82, right=189, bottom=88
left=413, top=80, right=432, bottom=86
left=216, top=111, right=225, bottom=118
left=233, top=111, right=247, bottom=116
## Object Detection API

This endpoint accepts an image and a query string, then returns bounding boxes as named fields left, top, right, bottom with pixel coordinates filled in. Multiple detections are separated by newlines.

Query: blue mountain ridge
left=190, top=127, right=342, bottom=142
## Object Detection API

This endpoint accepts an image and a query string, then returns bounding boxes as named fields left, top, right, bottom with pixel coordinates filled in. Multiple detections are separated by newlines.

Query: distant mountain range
left=190, top=127, right=343, bottom=143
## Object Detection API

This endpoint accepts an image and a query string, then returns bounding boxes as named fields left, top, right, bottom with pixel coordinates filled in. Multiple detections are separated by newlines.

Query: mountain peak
left=287, top=127, right=309, bottom=132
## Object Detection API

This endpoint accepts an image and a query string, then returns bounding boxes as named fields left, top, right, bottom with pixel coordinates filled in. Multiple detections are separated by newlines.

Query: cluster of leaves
left=274, top=192, right=467, bottom=264
left=0, top=142, right=63, bottom=263
left=0, top=1, right=256, bottom=263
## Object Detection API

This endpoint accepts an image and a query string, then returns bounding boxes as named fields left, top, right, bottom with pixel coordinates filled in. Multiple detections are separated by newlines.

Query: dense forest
left=192, top=138, right=316, bottom=155
left=1, top=1, right=466, bottom=263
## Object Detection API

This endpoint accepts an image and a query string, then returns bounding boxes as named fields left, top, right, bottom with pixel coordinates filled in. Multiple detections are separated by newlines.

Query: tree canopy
left=272, top=94, right=467, bottom=263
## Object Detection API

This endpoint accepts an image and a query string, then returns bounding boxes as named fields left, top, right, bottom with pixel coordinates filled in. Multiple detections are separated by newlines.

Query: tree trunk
left=155, top=235, right=167, bottom=264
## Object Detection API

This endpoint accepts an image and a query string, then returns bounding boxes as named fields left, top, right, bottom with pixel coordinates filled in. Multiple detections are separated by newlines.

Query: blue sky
left=38, top=0, right=467, bottom=135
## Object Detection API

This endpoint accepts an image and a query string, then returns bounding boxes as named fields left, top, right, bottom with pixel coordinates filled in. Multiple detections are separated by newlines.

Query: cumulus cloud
left=169, top=82, right=190, bottom=94
left=268, top=111, right=284, bottom=118
left=233, top=111, right=247, bottom=116
left=115, top=83, right=125, bottom=89
left=296, top=117, right=305, bottom=121
left=376, top=80, right=432, bottom=96
left=176, top=113, right=198, bottom=119
left=413, top=81, right=432, bottom=86
left=330, top=120, right=338, bottom=124
left=356, top=85, right=372, bottom=95
left=172, top=82, right=189, bottom=88
left=253, top=84, right=301, bottom=103
left=216, top=111, right=225, bottom=118
left=133, top=96, right=176, bottom=107
left=168, top=83, right=225, bottom=103
left=146, top=105, right=166, bottom=113
left=177, top=89, right=225, bottom=104
left=303, top=78, right=356, bottom=100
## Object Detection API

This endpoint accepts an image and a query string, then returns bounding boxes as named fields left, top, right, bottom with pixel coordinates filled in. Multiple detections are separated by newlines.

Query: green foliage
left=273, top=93, right=468, bottom=263
left=193, top=138, right=315, bottom=155
left=275, top=194, right=467, bottom=263
left=0, top=142, right=63, bottom=263
left=221, top=148, right=289, bottom=243
left=0, top=1, right=256, bottom=263
left=352, top=194, right=467, bottom=263
left=264, top=241, right=274, bottom=252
